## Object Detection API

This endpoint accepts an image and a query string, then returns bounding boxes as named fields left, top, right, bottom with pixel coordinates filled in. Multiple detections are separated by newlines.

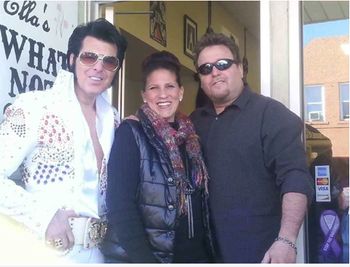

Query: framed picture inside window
left=184, top=15, right=197, bottom=58
left=150, top=1, right=167, bottom=47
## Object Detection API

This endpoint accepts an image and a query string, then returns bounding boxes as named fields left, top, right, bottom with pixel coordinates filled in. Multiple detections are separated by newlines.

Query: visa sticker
left=315, top=165, right=331, bottom=202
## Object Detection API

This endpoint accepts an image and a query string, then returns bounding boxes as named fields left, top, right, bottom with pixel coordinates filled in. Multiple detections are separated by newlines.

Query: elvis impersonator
left=0, top=18, right=127, bottom=263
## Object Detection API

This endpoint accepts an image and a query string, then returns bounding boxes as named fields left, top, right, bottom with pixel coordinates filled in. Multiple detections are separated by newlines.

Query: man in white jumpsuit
left=0, top=18, right=127, bottom=263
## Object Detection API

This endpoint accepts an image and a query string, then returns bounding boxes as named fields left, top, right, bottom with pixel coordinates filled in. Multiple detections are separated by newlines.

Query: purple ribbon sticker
left=320, top=209, right=341, bottom=258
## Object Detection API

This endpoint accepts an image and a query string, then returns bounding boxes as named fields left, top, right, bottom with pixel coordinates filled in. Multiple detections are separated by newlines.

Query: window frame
left=304, top=84, right=325, bottom=122
left=339, top=82, right=349, bottom=121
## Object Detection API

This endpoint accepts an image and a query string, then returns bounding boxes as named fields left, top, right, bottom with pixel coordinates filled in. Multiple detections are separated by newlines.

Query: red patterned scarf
left=138, top=103, right=209, bottom=215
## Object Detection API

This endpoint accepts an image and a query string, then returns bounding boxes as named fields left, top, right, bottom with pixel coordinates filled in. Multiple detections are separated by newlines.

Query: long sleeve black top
left=106, top=122, right=209, bottom=263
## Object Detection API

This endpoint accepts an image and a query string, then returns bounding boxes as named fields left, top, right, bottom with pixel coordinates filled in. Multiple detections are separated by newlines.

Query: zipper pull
left=186, top=191, right=194, bottom=239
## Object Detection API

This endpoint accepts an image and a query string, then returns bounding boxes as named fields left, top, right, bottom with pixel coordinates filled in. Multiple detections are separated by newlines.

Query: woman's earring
left=143, top=100, right=147, bottom=103
left=179, top=97, right=183, bottom=102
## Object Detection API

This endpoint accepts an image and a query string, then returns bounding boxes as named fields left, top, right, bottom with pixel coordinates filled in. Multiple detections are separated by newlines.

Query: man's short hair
left=193, top=32, right=241, bottom=67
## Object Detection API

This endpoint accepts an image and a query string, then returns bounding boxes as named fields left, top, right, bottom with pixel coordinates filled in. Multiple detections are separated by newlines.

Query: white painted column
left=288, top=1, right=306, bottom=263
left=289, top=0, right=303, bottom=117
left=260, top=0, right=306, bottom=263
left=104, top=6, right=116, bottom=107
left=260, top=0, right=271, bottom=97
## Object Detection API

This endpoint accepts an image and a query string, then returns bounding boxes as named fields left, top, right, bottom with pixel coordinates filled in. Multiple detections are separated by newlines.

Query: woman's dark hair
left=67, top=18, right=127, bottom=71
left=141, top=50, right=182, bottom=90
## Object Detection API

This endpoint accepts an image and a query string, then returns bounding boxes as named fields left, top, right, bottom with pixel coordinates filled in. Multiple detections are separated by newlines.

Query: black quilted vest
left=101, top=120, right=215, bottom=263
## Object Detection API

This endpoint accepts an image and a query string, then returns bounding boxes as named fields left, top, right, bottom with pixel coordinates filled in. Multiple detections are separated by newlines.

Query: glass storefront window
left=303, top=3, right=349, bottom=263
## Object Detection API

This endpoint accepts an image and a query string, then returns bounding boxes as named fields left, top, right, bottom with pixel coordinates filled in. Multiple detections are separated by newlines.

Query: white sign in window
left=0, top=1, right=78, bottom=121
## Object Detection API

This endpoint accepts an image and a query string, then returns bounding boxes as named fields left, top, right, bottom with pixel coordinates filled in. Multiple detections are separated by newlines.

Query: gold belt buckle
left=89, top=220, right=107, bottom=243
left=84, top=219, right=107, bottom=249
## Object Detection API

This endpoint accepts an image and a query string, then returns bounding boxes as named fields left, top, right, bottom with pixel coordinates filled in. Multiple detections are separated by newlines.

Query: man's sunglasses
left=78, top=52, right=120, bottom=72
left=197, top=58, right=238, bottom=75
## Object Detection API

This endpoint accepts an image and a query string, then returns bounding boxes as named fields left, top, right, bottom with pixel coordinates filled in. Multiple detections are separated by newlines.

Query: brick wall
left=304, top=36, right=349, bottom=157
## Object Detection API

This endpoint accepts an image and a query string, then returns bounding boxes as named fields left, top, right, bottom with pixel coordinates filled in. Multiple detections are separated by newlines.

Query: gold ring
left=54, top=238, right=63, bottom=249
left=46, top=239, right=54, bottom=247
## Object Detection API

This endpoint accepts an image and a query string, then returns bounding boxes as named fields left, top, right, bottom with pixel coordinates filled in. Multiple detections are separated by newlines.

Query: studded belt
left=69, top=217, right=107, bottom=249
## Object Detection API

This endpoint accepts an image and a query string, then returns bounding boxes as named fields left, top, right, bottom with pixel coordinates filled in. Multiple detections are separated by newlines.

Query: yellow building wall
left=111, top=1, right=260, bottom=116
left=112, top=1, right=259, bottom=84
left=112, top=1, right=207, bottom=71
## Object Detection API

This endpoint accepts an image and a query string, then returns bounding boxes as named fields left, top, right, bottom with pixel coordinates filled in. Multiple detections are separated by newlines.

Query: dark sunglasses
left=78, top=52, right=119, bottom=72
left=197, top=58, right=238, bottom=75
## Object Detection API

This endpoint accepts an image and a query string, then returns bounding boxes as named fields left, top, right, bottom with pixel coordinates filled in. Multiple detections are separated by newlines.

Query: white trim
left=118, top=58, right=126, bottom=119
left=339, top=82, right=350, bottom=120
left=260, top=0, right=271, bottom=97
left=321, top=85, right=326, bottom=121
left=289, top=0, right=302, bottom=117
left=288, top=1, right=305, bottom=261
left=81, top=0, right=99, bottom=23
left=104, top=5, right=115, bottom=106
left=105, top=4, right=115, bottom=23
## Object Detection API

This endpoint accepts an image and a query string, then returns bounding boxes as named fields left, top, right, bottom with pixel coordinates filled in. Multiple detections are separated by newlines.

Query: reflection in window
left=339, top=83, right=349, bottom=120
left=304, top=85, right=324, bottom=122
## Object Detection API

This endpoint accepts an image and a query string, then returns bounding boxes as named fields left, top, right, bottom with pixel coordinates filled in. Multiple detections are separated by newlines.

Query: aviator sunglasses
left=197, top=58, right=238, bottom=75
left=78, top=52, right=120, bottom=72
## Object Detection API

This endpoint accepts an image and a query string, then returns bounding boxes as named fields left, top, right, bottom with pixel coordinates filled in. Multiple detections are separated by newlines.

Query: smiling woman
left=101, top=51, right=215, bottom=263
left=142, top=68, right=183, bottom=122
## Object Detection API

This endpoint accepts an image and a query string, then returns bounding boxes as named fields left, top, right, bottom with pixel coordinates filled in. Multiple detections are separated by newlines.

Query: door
left=302, top=1, right=349, bottom=263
